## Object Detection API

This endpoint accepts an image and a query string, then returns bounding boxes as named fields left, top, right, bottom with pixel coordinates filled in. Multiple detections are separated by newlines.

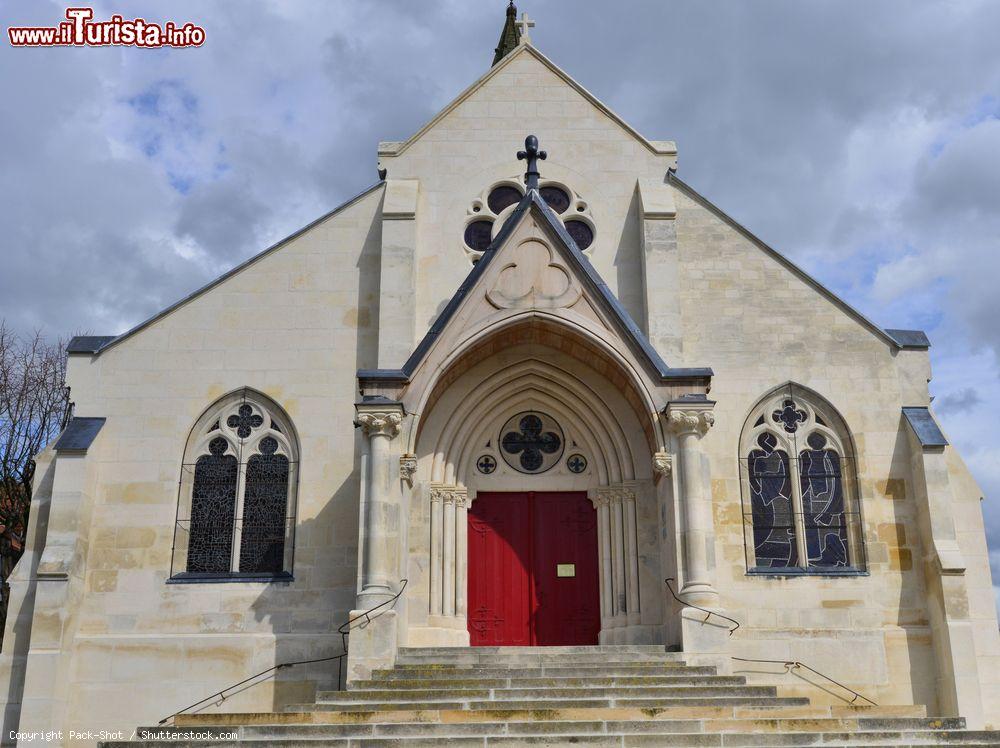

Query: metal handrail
left=157, top=578, right=408, bottom=725
left=731, top=656, right=878, bottom=706
left=664, top=578, right=741, bottom=636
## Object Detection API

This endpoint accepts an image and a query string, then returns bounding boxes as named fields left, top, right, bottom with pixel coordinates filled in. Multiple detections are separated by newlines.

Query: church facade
left=2, top=21, right=998, bottom=744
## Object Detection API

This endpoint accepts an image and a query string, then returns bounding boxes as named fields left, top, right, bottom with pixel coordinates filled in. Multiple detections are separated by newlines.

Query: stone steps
left=102, top=732, right=1000, bottom=747
left=324, top=685, right=780, bottom=701
left=348, top=674, right=748, bottom=689
left=373, top=665, right=715, bottom=679
left=291, top=697, right=815, bottom=712
left=128, top=717, right=973, bottom=740
left=102, top=646, right=1000, bottom=747
left=393, top=653, right=687, bottom=665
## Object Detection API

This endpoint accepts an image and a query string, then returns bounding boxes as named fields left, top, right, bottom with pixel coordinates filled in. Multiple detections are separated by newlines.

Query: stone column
left=622, top=486, right=641, bottom=624
left=594, top=492, right=614, bottom=633
left=442, top=489, right=457, bottom=617
left=609, top=490, right=627, bottom=619
left=455, top=490, right=469, bottom=618
left=429, top=487, right=444, bottom=616
left=666, top=401, right=717, bottom=608
left=355, top=404, right=403, bottom=608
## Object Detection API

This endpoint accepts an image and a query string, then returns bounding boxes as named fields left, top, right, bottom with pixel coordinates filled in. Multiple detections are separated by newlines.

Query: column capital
left=593, top=488, right=613, bottom=508
left=665, top=400, right=715, bottom=437
left=355, top=402, right=404, bottom=439
left=652, top=451, right=673, bottom=476
left=431, top=484, right=467, bottom=507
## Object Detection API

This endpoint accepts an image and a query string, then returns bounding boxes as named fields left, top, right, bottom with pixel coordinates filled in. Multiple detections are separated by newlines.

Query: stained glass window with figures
left=739, top=384, right=865, bottom=573
left=172, top=389, right=298, bottom=580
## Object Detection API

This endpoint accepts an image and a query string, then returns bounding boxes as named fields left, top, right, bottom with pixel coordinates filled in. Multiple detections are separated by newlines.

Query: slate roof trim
left=359, top=189, right=713, bottom=386
left=902, top=407, right=949, bottom=448
left=885, top=329, right=931, bottom=349
left=67, top=336, right=117, bottom=354
left=53, top=417, right=106, bottom=453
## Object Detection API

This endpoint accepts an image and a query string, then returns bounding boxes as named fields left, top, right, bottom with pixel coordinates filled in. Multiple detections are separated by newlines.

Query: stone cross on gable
left=516, top=12, right=535, bottom=44
left=517, top=135, right=546, bottom=189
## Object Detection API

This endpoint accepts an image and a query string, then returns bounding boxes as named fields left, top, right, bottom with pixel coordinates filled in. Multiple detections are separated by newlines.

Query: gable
left=668, top=174, right=926, bottom=352
left=378, top=45, right=676, bottom=163
left=360, top=190, right=712, bottom=395
left=67, top=183, right=384, bottom=358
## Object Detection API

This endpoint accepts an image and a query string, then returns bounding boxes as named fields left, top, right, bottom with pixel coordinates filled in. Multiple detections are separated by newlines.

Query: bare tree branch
left=0, top=321, right=70, bottom=586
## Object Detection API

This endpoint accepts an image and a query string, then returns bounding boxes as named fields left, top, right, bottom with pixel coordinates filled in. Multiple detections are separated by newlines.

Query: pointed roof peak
left=492, top=1, right=522, bottom=66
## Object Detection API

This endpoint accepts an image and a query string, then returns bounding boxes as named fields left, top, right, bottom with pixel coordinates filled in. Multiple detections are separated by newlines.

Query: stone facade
left=1, top=42, right=997, bottom=746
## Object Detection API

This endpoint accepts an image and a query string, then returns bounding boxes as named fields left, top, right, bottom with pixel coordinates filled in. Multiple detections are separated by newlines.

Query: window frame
left=168, top=388, right=299, bottom=583
left=738, top=384, right=867, bottom=576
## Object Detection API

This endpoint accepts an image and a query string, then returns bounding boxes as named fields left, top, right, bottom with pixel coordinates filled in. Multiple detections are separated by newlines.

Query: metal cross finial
left=516, top=11, right=535, bottom=43
left=517, top=135, right=546, bottom=189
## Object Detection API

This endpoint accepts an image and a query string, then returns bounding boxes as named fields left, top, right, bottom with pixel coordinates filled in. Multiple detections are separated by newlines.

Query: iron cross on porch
left=517, top=135, right=546, bottom=189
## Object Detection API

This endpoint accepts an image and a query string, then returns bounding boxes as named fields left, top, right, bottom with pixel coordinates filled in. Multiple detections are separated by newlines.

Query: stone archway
left=405, top=322, right=663, bottom=646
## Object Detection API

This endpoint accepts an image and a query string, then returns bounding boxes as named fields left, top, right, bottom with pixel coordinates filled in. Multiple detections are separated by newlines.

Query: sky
left=1, top=0, right=999, bottom=610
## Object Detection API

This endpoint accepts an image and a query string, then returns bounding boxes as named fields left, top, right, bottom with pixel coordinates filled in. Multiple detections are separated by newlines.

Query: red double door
left=468, top=491, right=600, bottom=646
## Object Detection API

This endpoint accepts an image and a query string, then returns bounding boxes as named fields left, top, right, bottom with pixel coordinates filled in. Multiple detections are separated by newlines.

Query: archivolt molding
left=419, top=357, right=646, bottom=489
left=452, top=379, right=627, bottom=487
left=406, top=316, right=666, bottom=457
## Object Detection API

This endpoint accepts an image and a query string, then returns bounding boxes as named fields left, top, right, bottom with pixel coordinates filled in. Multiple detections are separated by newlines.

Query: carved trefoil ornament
left=486, top=236, right=582, bottom=310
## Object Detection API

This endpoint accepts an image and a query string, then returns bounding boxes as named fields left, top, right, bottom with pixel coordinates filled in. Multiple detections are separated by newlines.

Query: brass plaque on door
left=556, top=563, right=576, bottom=577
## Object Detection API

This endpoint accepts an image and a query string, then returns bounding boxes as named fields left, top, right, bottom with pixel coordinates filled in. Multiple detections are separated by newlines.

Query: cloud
left=936, top=388, right=983, bottom=416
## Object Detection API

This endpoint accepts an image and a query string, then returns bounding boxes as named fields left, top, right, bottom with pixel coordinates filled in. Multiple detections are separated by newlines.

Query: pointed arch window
left=170, top=389, right=298, bottom=581
left=739, top=385, right=866, bottom=573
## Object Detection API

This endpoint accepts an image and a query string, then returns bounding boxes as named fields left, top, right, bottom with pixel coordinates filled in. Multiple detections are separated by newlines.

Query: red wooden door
left=467, top=491, right=599, bottom=646
left=533, top=492, right=601, bottom=645
left=467, top=492, right=532, bottom=645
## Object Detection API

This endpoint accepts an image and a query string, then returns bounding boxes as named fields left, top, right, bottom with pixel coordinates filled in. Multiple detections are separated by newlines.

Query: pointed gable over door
left=358, top=185, right=712, bottom=417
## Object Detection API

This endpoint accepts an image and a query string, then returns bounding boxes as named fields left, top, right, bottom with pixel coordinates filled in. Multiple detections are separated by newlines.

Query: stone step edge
left=105, top=729, right=1000, bottom=748
left=100, top=741, right=1000, bottom=748
left=373, top=666, right=713, bottom=676
left=139, top=717, right=969, bottom=735
left=316, top=683, right=777, bottom=704
left=348, top=679, right=747, bottom=690
left=172, top=705, right=928, bottom=727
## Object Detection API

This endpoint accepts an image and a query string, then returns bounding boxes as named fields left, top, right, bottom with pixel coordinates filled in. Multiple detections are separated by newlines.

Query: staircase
left=103, top=646, right=1000, bottom=747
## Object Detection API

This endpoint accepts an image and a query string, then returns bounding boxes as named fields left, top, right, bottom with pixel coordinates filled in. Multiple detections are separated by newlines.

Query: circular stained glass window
left=539, top=185, right=570, bottom=214
left=464, top=219, right=494, bottom=252
left=487, top=185, right=522, bottom=214
left=565, top=220, right=594, bottom=250
left=499, top=412, right=564, bottom=474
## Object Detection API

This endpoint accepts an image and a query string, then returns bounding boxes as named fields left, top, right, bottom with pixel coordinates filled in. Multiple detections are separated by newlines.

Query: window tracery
left=172, top=389, right=298, bottom=580
left=463, top=180, right=595, bottom=260
left=740, top=385, right=864, bottom=572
